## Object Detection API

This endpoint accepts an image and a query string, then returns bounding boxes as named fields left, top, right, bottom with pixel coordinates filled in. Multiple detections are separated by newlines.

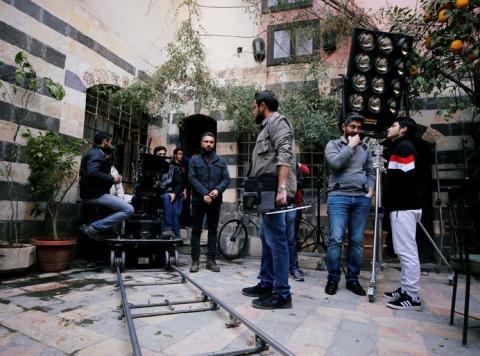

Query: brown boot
left=206, top=259, right=220, bottom=272
left=190, top=260, right=199, bottom=273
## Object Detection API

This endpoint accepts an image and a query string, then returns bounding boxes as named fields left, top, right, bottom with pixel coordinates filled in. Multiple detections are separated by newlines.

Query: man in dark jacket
left=79, top=131, right=134, bottom=240
left=157, top=147, right=185, bottom=239
left=383, top=117, right=423, bottom=311
left=188, top=132, right=230, bottom=273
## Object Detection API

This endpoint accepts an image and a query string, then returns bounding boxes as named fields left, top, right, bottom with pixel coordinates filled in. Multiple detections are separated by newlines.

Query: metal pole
left=433, top=142, right=446, bottom=257
left=368, top=142, right=385, bottom=303
left=171, top=266, right=295, bottom=356
left=418, top=221, right=452, bottom=269
left=116, top=266, right=142, bottom=356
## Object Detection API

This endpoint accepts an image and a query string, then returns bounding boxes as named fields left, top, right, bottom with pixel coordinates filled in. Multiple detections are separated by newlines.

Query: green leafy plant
left=22, top=131, right=81, bottom=240
left=381, top=0, right=480, bottom=201
left=0, top=52, right=65, bottom=244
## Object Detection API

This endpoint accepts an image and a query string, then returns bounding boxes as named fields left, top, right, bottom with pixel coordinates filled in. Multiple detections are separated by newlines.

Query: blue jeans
left=285, top=209, right=299, bottom=272
left=162, top=193, right=183, bottom=237
left=326, top=194, right=371, bottom=283
left=258, top=212, right=292, bottom=299
left=85, top=194, right=134, bottom=232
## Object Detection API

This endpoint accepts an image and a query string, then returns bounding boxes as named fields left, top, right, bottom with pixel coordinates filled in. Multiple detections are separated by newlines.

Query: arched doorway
left=179, top=114, right=217, bottom=159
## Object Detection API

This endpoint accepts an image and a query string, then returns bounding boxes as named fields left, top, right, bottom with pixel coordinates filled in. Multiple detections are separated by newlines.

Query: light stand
left=367, top=141, right=386, bottom=302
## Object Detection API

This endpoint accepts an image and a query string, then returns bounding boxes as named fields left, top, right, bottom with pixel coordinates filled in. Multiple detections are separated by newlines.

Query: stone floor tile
left=285, top=314, right=338, bottom=350
left=0, top=288, right=26, bottom=299
left=21, top=282, right=68, bottom=293
left=1, top=310, right=108, bottom=354
left=315, top=306, right=370, bottom=324
left=0, top=303, right=25, bottom=321
left=377, top=337, right=429, bottom=355
left=378, top=325, right=425, bottom=345
left=356, top=302, right=394, bottom=317
left=75, top=337, right=133, bottom=356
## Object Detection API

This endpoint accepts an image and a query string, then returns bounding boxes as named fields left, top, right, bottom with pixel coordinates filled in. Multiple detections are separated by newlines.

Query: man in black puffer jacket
left=79, top=131, right=133, bottom=240
left=383, top=117, right=423, bottom=311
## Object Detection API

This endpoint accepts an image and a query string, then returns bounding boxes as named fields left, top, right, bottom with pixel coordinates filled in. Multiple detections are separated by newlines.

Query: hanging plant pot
left=32, top=238, right=77, bottom=272
left=0, top=244, right=36, bottom=274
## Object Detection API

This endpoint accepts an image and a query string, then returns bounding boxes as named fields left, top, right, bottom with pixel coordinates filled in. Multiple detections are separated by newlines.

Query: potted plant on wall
left=22, top=130, right=81, bottom=272
left=0, top=52, right=66, bottom=274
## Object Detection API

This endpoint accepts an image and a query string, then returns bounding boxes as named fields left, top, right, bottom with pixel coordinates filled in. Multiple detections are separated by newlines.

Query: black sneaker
left=242, top=283, right=273, bottom=298
left=162, top=230, right=175, bottom=240
left=386, top=293, right=422, bottom=311
left=383, top=287, right=403, bottom=301
left=346, top=281, right=366, bottom=296
left=190, top=260, right=199, bottom=273
left=325, top=280, right=338, bottom=295
left=206, top=259, right=220, bottom=272
left=252, top=293, right=292, bottom=309
left=79, top=224, right=102, bottom=241
left=290, top=269, right=305, bottom=282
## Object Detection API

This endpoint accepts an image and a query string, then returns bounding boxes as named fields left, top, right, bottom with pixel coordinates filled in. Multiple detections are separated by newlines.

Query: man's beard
left=201, top=146, right=213, bottom=155
left=255, top=111, right=265, bottom=125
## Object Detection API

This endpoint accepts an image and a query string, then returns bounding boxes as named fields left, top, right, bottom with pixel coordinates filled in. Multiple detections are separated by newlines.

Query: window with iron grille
left=267, top=19, right=320, bottom=66
left=262, top=0, right=313, bottom=13
left=83, top=86, right=148, bottom=192
left=236, top=139, right=256, bottom=190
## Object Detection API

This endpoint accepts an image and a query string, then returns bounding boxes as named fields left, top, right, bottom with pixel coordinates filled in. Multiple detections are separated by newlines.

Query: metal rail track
left=114, top=264, right=295, bottom=356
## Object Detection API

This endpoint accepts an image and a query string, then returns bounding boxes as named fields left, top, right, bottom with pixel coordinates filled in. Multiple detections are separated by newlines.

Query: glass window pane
left=295, top=27, right=313, bottom=56
left=267, top=0, right=278, bottom=5
left=273, top=30, right=290, bottom=59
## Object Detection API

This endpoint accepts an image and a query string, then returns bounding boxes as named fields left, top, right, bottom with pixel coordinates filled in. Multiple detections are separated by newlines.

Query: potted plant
left=22, top=130, right=81, bottom=272
left=0, top=52, right=65, bottom=274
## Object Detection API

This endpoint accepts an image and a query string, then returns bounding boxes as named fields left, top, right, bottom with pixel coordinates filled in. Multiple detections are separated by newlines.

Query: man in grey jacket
left=324, top=113, right=374, bottom=296
left=241, top=91, right=296, bottom=309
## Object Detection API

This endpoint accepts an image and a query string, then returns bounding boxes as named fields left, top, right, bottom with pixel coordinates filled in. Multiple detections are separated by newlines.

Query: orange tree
left=384, top=0, right=479, bottom=111
left=384, top=0, right=480, bottom=197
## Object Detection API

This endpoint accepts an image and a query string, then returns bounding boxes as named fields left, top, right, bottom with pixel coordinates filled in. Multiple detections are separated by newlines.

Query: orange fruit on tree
left=455, top=0, right=469, bottom=10
left=425, top=36, right=435, bottom=49
left=409, top=65, right=418, bottom=77
left=423, top=10, right=433, bottom=22
left=438, top=9, right=449, bottom=22
left=467, top=53, right=477, bottom=62
left=450, top=39, right=463, bottom=54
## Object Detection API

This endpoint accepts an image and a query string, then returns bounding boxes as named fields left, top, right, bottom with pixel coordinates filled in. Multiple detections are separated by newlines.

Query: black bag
left=243, top=174, right=277, bottom=212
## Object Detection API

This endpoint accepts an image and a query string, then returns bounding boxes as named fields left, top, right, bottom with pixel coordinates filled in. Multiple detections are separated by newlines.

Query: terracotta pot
left=32, top=238, right=77, bottom=272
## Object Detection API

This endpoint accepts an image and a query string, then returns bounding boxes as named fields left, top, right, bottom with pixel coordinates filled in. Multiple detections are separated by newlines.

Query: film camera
left=126, top=152, right=171, bottom=239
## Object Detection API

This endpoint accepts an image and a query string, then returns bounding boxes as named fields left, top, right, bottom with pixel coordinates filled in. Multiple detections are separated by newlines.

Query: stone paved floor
left=0, top=257, right=479, bottom=355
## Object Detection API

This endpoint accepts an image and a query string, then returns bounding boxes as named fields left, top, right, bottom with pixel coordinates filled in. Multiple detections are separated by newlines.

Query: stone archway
left=179, top=114, right=217, bottom=158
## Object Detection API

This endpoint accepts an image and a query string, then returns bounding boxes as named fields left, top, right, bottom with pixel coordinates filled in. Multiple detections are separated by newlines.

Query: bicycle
left=217, top=200, right=328, bottom=259
left=217, top=201, right=260, bottom=259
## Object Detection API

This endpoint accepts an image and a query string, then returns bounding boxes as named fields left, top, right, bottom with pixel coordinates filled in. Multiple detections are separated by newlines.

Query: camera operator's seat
left=448, top=189, right=480, bottom=345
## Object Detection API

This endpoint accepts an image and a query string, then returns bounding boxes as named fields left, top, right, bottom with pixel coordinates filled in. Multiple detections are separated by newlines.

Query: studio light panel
left=344, top=28, right=413, bottom=132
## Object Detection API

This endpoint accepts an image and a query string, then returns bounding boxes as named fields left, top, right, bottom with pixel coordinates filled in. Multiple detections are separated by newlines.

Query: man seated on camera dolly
left=153, top=146, right=185, bottom=239
left=79, top=131, right=134, bottom=241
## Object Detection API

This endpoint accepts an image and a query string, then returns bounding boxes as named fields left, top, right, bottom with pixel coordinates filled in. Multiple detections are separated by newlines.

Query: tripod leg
left=418, top=221, right=452, bottom=270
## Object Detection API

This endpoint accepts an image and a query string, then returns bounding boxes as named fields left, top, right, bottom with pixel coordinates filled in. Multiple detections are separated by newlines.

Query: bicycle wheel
left=297, top=220, right=328, bottom=254
left=217, top=219, right=248, bottom=259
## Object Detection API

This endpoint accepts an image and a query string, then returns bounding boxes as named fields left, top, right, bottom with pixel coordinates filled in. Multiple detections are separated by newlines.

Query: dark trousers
left=191, top=202, right=221, bottom=260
